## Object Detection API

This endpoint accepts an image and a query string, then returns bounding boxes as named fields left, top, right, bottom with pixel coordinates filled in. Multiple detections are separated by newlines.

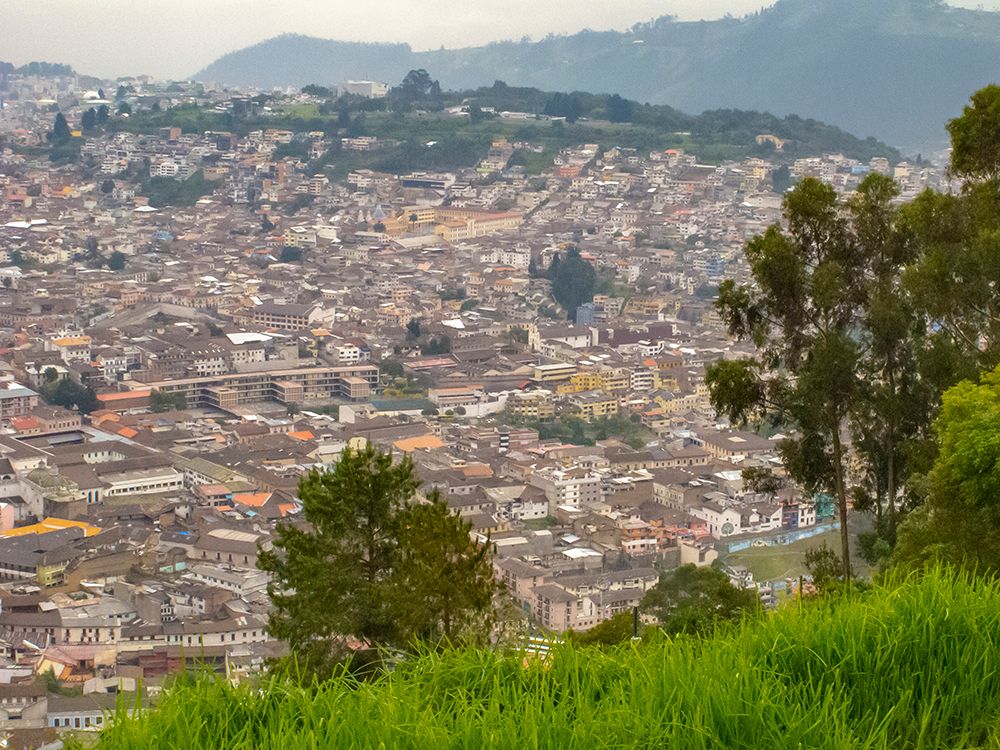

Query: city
left=1, top=1, right=1000, bottom=747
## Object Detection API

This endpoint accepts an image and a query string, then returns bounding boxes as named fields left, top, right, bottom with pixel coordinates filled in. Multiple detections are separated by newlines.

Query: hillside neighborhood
left=0, top=64, right=952, bottom=738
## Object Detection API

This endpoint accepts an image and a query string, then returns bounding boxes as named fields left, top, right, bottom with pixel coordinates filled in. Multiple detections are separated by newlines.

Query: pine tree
left=391, top=498, right=496, bottom=645
left=51, top=113, right=71, bottom=143
left=258, top=446, right=496, bottom=676
left=81, top=108, right=97, bottom=132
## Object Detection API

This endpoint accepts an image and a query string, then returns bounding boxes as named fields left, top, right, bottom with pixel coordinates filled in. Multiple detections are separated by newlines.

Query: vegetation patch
left=84, top=568, right=1000, bottom=749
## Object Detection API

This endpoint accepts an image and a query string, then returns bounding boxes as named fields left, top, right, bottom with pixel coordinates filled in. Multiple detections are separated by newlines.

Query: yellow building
left=569, top=390, right=620, bottom=422
left=508, top=391, right=556, bottom=421
left=598, top=368, right=630, bottom=392
left=557, top=371, right=603, bottom=394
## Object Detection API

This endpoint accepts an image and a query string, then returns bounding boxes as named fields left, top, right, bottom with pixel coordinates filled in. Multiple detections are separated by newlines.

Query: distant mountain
left=194, top=0, right=1000, bottom=151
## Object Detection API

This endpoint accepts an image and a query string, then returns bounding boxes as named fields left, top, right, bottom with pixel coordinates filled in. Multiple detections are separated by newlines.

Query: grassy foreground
left=88, top=568, right=1000, bottom=749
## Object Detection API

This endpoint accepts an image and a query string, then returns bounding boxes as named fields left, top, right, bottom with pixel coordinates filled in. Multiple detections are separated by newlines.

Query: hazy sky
left=3, top=0, right=999, bottom=80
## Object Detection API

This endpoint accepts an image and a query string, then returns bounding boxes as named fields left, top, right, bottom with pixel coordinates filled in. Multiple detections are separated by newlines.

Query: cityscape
left=1, top=1, right=1000, bottom=747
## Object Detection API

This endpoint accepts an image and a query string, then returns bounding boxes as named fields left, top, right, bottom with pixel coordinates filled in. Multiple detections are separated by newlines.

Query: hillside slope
left=86, top=568, right=1000, bottom=749
left=194, top=0, right=1000, bottom=150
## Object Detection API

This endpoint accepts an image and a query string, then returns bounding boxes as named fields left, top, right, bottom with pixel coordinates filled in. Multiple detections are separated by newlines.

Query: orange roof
left=51, top=336, right=91, bottom=347
left=90, top=411, right=121, bottom=426
left=97, top=390, right=151, bottom=403
left=393, top=434, right=444, bottom=453
left=0, top=517, right=101, bottom=538
left=117, top=427, right=139, bottom=439
left=459, top=464, right=493, bottom=478
left=233, top=492, right=272, bottom=508
left=278, top=503, right=297, bottom=517
left=10, top=416, right=40, bottom=431
left=287, top=430, right=315, bottom=441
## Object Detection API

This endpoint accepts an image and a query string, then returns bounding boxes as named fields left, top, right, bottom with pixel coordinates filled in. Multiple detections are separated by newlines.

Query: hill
left=194, top=0, right=1000, bottom=151
left=81, top=568, right=1000, bottom=749
left=116, top=87, right=901, bottom=167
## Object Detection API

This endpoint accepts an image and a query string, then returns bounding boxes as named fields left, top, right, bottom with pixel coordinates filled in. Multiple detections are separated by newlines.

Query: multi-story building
left=0, top=382, right=40, bottom=420
left=250, top=303, right=321, bottom=331
left=529, top=467, right=603, bottom=514
left=127, top=364, right=379, bottom=409
left=507, top=391, right=555, bottom=421
left=569, top=390, right=620, bottom=422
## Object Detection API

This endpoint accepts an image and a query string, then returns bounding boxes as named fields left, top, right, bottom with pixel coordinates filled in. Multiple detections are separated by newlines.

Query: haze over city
left=3, top=0, right=998, bottom=79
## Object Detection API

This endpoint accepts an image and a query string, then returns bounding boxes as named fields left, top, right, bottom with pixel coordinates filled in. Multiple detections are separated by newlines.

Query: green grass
left=723, top=530, right=847, bottom=581
left=85, top=568, right=1000, bottom=749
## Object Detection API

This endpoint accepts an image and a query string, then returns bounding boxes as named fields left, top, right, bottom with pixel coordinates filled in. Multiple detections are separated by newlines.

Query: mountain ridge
left=194, top=0, right=1000, bottom=150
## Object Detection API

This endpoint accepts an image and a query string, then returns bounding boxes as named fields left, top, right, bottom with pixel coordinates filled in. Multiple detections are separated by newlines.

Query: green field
left=723, top=530, right=843, bottom=581
left=81, top=568, right=1000, bottom=750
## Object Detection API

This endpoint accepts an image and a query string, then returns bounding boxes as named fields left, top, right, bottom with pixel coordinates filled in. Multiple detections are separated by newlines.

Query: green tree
left=804, top=543, right=844, bottom=591
left=50, top=112, right=71, bottom=144
left=424, top=336, right=451, bottom=356
left=509, top=327, right=529, bottom=345
left=100, top=179, right=115, bottom=194
left=391, top=69, right=441, bottom=111
left=107, top=251, right=126, bottom=271
left=406, top=318, right=421, bottom=340
left=40, top=379, right=99, bottom=414
left=544, top=92, right=583, bottom=123
left=707, top=178, right=869, bottom=579
left=390, top=498, right=495, bottom=645
left=902, top=189, right=999, bottom=380
left=641, top=565, right=756, bottom=636
left=301, top=84, right=332, bottom=97
left=567, top=610, right=641, bottom=646
left=280, top=247, right=302, bottom=263
left=546, top=252, right=561, bottom=280
left=258, top=446, right=495, bottom=675
left=772, top=165, right=792, bottom=193
left=848, top=175, right=933, bottom=564
left=947, top=85, right=1000, bottom=181
left=150, top=389, right=187, bottom=412
left=259, top=446, right=418, bottom=674
left=894, top=365, right=1000, bottom=572
left=81, top=108, right=97, bottom=132
left=551, top=247, right=596, bottom=318
left=606, top=94, right=635, bottom=123
left=741, top=466, right=785, bottom=499
left=381, top=360, right=405, bottom=379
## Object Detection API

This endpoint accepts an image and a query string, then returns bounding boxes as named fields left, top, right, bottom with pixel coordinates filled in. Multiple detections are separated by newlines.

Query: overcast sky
left=3, top=0, right=999, bottom=80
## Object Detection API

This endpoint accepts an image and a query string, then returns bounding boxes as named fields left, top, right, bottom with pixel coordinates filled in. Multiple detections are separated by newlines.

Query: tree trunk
left=886, top=447, right=896, bottom=523
left=886, top=368, right=897, bottom=524
left=830, top=428, right=853, bottom=580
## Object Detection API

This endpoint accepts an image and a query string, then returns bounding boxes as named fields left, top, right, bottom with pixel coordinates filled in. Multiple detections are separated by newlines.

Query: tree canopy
left=551, top=247, right=596, bottom=318
left=641, top=565, right=757, bottom=636
left=947, top=84, right=1000, bottom=181
left=893, top=366, right=1000, bottom=572
left=258, top=445, right=496, bottom=677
